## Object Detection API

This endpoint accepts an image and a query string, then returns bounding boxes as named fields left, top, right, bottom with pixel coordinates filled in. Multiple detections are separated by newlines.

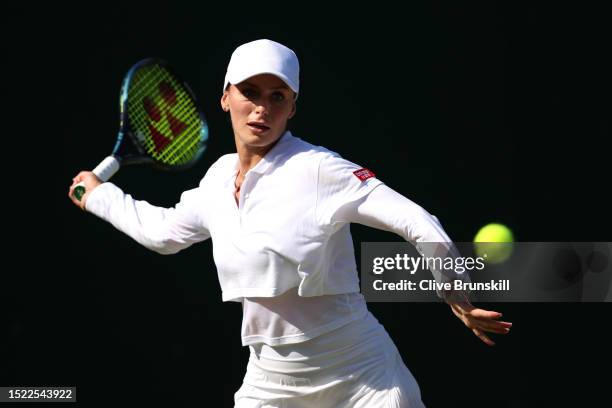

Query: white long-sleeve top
left=85, top=131, right=467, bottom=346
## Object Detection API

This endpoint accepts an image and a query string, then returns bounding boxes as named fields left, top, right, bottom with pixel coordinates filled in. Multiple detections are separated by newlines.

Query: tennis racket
left=73, top=58, right=208, bottom=201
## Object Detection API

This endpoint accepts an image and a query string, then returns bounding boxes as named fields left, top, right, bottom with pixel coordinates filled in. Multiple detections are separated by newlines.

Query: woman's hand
left=448, top=301, right=512, bottom=346
left=68, top=171, right=102, bottom=210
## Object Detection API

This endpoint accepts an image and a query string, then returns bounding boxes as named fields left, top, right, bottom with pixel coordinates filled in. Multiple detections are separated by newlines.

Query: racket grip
left=73, top=156, right=120, bottom=201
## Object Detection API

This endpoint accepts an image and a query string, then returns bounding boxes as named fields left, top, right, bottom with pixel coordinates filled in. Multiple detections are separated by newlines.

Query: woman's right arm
left=68, top=171, right=211, bottom=254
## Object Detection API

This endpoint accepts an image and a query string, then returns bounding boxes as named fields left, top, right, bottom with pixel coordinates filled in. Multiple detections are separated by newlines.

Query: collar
left=232, top=131, right=295, bottom=177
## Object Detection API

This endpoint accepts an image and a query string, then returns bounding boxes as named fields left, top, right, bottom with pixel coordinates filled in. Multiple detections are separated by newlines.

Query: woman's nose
left=254, top=103, right=270, bottom=116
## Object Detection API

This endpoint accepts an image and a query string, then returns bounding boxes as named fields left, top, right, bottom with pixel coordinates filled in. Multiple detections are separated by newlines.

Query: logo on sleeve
left=353, top=168, right=376, bottom=181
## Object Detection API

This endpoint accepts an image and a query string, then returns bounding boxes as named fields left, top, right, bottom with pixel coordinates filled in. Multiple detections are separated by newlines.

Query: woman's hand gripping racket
left=70, top=58, right=208, bottom=204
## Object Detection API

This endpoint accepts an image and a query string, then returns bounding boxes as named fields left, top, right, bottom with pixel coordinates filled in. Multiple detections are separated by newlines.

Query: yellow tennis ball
left=474, top=223, right=514, bottom=264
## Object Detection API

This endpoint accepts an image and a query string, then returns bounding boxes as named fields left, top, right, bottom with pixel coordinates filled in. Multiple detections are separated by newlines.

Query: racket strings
left=129, top=67, right=180, bottom=151
left=130, top=67, right=200, bottom=163
left=130, top=67, right=194, bottom=152
left=127, top=64, right=204, bottom=165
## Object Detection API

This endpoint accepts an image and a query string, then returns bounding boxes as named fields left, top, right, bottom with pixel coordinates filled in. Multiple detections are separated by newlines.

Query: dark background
left=3, top=2, right=610, bottom=407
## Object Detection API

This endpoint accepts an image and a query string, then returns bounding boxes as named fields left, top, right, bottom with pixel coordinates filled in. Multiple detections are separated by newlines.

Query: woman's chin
left=239, top=131, right=281, bottom=149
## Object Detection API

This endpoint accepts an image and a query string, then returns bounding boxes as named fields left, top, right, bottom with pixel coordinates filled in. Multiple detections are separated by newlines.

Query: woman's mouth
left=247, top=122, right=271, bottom=134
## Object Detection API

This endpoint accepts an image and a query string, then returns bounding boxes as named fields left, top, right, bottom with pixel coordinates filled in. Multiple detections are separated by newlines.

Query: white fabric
left=86, top=131, right=468, bottom=348
left=84, top=181, right=210, bottom=254
left=83, top=129, right=463, bottom=406
left=234, top=311, right=425, bottom=408
left=240, top=288, right=367, bottom=346
left=345, top=183, right=471, bottom=300
left=85, top=131, right=383, bottom=302
left=239, top=184, right=469, bottom=347
left=224, top=39, right=300, bottom=93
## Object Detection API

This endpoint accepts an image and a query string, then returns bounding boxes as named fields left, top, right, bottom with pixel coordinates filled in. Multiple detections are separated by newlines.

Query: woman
left=69, top=39, right=512, bottom=407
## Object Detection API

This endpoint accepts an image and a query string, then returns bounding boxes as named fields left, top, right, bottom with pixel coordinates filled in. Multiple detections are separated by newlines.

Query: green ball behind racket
left=474, top=223, right=514, bottom=264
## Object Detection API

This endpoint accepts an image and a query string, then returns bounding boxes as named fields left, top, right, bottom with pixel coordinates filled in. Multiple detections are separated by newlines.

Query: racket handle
left=73, top=156, right=120, bottom=201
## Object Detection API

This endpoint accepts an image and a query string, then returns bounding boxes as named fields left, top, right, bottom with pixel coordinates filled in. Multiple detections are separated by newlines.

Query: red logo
left=143, top=81, right=187, bottom=153
left=353, top=168, right=376, bottom=181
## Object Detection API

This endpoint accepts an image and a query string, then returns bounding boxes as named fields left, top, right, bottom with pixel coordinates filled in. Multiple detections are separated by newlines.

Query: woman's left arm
left=336, top=184, right=512, bottom=346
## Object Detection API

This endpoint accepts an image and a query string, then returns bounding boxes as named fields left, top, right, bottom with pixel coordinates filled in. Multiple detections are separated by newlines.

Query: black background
left=3, top=2, right=610, bottom=407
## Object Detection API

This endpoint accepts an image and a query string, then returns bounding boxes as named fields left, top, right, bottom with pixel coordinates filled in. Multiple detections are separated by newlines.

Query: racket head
left=114, top=58, right=208, bottom=170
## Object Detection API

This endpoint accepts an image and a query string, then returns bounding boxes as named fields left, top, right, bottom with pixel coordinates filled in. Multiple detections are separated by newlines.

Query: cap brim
left=225, top=70, right=299, bottom=94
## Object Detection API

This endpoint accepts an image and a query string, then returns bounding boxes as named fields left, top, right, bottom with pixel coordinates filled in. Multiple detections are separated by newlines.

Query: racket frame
left=72, top=58, right=208, bottom=202
left=113, top=58, right=209, bottom=170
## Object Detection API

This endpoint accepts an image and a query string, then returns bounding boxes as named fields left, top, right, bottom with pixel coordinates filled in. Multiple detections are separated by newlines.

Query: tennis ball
left=474, top=223, right=514, bottom=264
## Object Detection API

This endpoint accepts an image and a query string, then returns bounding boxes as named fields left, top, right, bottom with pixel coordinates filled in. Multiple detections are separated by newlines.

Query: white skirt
left=234, top=311, right=425, bottom=408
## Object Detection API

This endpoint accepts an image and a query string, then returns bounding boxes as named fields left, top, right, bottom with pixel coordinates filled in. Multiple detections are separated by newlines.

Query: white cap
left=223, top=39, right=299, bottom=95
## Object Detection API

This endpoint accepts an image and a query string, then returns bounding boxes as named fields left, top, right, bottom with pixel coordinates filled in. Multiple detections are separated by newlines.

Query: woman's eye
left=242, top=89, right=256, bottom=98
left=272, top=92, right=285, bottom=102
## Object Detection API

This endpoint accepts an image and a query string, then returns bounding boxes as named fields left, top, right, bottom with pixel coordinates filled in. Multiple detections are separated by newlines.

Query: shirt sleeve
left=335, top=183, right=471, bottom=302
left=315, top=153, right=384, bottom=232
left=84, top=178, right=211, bottom=255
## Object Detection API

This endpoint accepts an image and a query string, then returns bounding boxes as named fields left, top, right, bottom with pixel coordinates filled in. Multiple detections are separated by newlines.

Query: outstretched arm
left=336, top=184, right=512, bottom=346
left=68, top=171, right=210, bottom=255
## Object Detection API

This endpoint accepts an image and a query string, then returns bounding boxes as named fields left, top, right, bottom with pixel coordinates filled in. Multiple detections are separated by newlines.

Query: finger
left=69, top=186, right=79, bottom=205
left=75, top=171, right=91, bottom=183
left=471, top=316, right=513, bottom=332
left=475, top=318, right=512, bottom=330
left=470, top=308, right=503, bottom=319
left=68, top=185, right=86, bottom=209
left=474, top=322, right=511, bottom=334
left=473, top=328, right=495, bottom=346
left=460, top=316, right=508, bottom=333
left=68, top=186, right=79, bottom=206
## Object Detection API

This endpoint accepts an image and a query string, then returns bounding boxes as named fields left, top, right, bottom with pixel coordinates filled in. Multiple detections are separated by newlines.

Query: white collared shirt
left=86, top=131, right=383, bottom=302
left=86, top=131, right=463, bottom=346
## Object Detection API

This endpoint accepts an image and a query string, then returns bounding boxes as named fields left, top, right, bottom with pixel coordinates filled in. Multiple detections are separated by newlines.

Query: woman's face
left=221, top=74, right=296, bottom=152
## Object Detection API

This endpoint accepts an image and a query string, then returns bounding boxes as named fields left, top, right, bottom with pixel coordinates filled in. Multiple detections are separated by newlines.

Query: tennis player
left=69, top=39, right=512, bottom=407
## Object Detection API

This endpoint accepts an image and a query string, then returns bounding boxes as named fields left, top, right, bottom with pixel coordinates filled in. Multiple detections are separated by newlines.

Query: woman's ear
left=220, top=92, right=229, bottom=112
left=288, top=100, right=297, bottom=119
